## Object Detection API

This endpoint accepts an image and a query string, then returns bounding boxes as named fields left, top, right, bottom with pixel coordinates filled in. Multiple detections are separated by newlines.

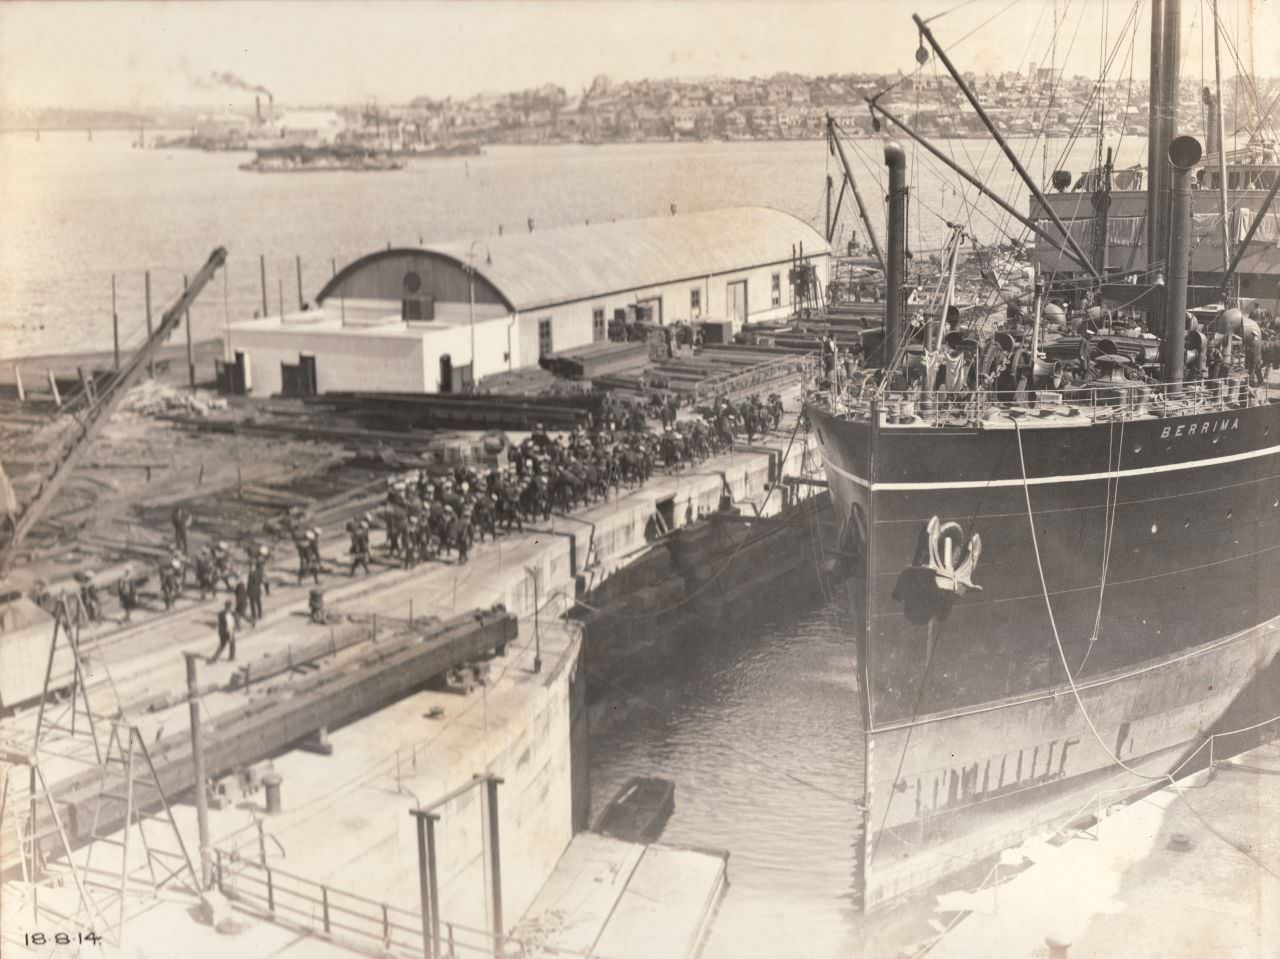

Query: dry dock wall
left=296, top=434, right=820, bottom=940
left=539, top=432, right=821, bottom=592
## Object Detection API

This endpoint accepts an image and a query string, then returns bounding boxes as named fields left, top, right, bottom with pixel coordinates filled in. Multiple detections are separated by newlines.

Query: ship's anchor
left=925, top=516, right=982, bottom=594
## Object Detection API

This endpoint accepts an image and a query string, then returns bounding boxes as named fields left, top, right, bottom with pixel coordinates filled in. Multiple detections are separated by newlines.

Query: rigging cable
left=1013, top=416, right=1174, bottom=783
left=1081, top=415, right=1125, bottom=673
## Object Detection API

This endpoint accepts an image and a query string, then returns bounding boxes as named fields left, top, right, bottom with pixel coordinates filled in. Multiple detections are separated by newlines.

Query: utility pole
left=259, top=254, right=268, bottom=316
left=183, top=653, right=211, bottom=890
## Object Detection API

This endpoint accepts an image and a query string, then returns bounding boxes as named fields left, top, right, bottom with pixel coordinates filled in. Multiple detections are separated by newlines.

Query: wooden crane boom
left=0, top=247, right=228, bottom=578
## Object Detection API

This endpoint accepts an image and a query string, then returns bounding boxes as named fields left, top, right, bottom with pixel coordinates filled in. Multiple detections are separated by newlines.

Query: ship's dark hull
left=807, top=397, right=1280, bottom=909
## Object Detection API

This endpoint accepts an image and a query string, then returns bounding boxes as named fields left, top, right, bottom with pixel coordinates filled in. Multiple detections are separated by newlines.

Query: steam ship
left=238, top=144, right=404, bottom=173
left=806, top=1, right=1280, bottom=911
left=1033, top=127, right=1280, bottom=310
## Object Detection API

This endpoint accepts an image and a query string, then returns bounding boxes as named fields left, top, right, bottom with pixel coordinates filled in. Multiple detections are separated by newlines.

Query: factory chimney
left=255, top=95, right=262, bottom=123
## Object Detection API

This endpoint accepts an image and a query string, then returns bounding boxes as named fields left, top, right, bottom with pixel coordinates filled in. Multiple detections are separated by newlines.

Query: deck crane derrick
left=0, top=247, right=228, bottom=581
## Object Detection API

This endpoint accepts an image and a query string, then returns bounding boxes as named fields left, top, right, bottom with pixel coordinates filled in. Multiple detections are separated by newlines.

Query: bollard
left=263, top=773, right=283, bottom=815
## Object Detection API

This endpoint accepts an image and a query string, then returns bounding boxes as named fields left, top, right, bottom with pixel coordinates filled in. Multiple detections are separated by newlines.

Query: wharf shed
left=226, top=206, right=828, bottom=397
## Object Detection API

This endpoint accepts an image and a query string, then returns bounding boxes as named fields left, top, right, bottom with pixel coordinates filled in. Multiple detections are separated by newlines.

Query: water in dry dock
left=587, top=595, right=868, bottom=958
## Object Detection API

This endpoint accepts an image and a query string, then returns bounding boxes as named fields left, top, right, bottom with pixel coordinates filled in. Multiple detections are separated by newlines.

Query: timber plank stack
left=309, top=391, right=604, bottom=431
left=542, top=341, right=649, bottom=379
left=593, top=345, right=807, bottom=403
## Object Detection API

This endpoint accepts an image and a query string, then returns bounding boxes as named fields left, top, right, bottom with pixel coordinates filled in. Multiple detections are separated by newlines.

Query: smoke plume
left=205, top=71, right=272, bottom=97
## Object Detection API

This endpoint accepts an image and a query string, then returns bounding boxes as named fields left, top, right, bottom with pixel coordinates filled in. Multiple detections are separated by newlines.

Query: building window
left=771, top=272, right=782, bottom=307
left=538, top=317, right=553, bottom=357
left=690, top=288, right=702, bottom=317
left=592, top=307, right=606, bottom=342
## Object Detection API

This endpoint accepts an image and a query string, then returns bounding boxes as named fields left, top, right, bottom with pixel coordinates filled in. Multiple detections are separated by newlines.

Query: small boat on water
left=593, top=776, right=675, bottom=843
left=239, top=144, right=404, bottom=173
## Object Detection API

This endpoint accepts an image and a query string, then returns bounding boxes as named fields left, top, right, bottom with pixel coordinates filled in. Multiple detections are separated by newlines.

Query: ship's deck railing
left=816, top=376, right=1268, bottom=428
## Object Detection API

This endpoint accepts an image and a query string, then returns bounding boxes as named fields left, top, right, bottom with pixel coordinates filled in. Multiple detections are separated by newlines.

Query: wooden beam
left=18, top=609, right=516, bottom=870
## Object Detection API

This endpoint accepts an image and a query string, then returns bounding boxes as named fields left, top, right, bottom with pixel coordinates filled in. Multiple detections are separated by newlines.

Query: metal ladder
left=77, top=723, right=202, bottom=948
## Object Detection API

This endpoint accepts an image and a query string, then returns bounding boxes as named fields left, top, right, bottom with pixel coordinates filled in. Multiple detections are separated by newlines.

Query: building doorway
left=538, top=318, right=554, bottom=358
left=727, top=280, right=748, bottom=329
left=636, top=296, right=663, bottom=325
left=440, top=353, right=453, bottom=393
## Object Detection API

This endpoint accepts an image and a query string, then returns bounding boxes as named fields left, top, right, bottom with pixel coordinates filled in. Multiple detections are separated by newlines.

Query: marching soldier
left=247, top=546, right=268, bottom=623
left=77, top=572, right=101, bottom=623
left=450, top=507, right=473, bottom=565
left=116, top=566, right=138, bottom=623
left=209, top=599, right=237, bottom=663
left=171, top=504, right=192, bottom=554
left=159, top=558, right=180, bottom=610
left=349, top=520, right=371, bottom=576
left=194, top=547, right=217, bottom=599
left=231, top=574, right=250, bottom=627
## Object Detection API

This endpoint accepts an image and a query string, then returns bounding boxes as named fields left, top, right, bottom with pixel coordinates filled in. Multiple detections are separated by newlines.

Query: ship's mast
left=1091, top=147, right=1113, bottom=275
left=1211, top=0, right=1232, bottom=290
left=1153, top=0, right=1182, bottom=275
left=868, top=101, right=1099, bottom=277
left=1146, top=0, right=1165, bottom=269
left=912, top=14, right=1099, bottom=283
left=826, top=117, right=887, bottom=274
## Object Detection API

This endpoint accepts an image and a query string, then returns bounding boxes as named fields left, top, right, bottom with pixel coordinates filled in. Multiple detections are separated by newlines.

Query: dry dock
left=925, top=737, right=1280, bottom=958
left=1, top=404, right=818, bottom=957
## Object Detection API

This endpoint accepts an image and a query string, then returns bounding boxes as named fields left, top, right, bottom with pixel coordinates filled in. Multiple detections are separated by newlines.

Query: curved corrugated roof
left=427, top=206, right=828, bottom=312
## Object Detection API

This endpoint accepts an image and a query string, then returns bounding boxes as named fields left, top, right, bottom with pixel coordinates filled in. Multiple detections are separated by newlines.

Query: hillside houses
left=341, top=68, right=1270, bottom=148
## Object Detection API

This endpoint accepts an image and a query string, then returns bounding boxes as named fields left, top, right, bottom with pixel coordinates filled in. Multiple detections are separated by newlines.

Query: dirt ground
left=1, top=380, right=349, bottom=592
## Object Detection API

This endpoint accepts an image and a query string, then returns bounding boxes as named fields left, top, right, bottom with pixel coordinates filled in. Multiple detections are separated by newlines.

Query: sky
left=0, top=0, right=1276, bottom=111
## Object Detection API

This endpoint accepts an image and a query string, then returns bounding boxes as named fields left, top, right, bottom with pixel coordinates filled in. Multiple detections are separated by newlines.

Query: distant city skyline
left=1, top=0, right=1277, bottom=112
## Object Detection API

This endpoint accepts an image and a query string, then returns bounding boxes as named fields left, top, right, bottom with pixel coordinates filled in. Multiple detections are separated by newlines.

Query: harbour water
left=0, top=131, right=1147, bottom=358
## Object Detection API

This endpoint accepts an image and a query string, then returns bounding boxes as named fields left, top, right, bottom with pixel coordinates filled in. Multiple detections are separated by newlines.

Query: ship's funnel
left=1164, top=134, right=1202, bottom=383
left=1169, top=134, right=1203, bottom=170
left=884, top=141, right=908, bottom=374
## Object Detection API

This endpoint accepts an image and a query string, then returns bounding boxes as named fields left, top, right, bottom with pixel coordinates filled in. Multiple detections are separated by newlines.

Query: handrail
left=215, top=851, right=422, bottom=956
left=214, top=845, right=606, bottom=959
left=824, top=377, right=1267, bottom=428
